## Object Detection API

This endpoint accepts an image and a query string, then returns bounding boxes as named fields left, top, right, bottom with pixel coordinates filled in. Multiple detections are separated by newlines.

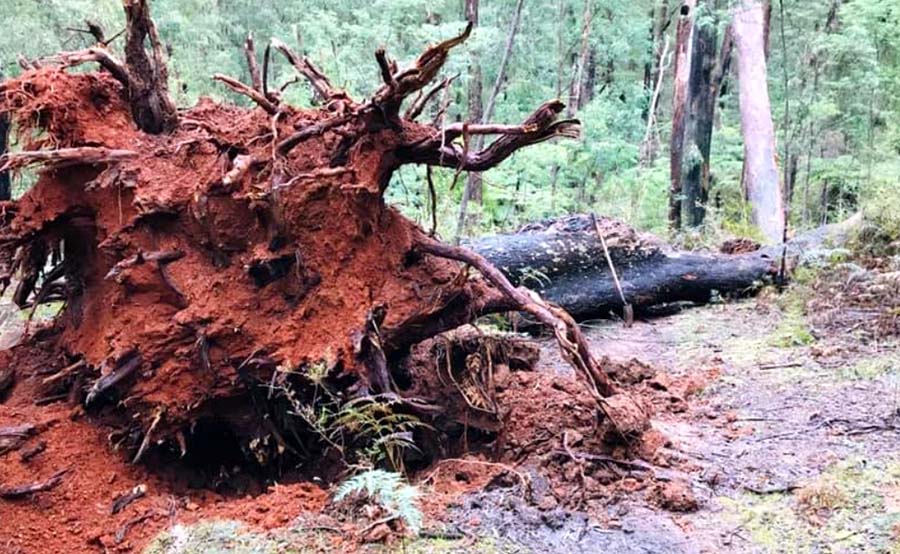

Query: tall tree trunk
left=681, top=3, right=721, bottom=227
left=644, top=0, right=671, bottom=121
left=668, top=0, right=696, bottom=230
left=549, top=0, right=567, bottom=213
left=732, top=0, right=784, bottom=243
left=569, top=0, right=594, bottom=114
left=0, top=72, right=9, bottom=201
left=456, top=0, right=483, bottom=241
left=548, top=0, right=592, bottom=214
left=483, top=0, right=526, bottom=124
left=456, top=0, right=525, bottom=240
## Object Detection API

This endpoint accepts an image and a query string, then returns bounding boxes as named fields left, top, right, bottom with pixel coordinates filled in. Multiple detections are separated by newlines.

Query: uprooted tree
left=0, top=1, right=646, bottom=468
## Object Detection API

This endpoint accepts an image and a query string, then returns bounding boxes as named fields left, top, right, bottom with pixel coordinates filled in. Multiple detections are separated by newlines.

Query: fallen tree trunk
left=470, top=214, right=859, bottom=320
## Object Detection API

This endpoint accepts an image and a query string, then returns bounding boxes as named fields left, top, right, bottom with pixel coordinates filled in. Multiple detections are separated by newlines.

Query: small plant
left=332, top=397, right=430, bottom=471
left=335, top=469, right=423, bottom=535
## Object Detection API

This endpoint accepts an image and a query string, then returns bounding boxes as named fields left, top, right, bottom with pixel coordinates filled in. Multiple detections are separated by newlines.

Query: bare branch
left=270, top=38, right=337, bottom=103
left=38, top=47, right=131, bottom=88
left=398, top=100, right=581, bottom=172
left=404, top=74, right=459, bottom=121
left=0, top=147, right=138, bottom=173
left=372, top=23, right=472, bottom=117
left=213, top=74, right=278, bottom=114
left=375, top=48, right=396, bottom=87
left=244, top=33, right=263, bottom=92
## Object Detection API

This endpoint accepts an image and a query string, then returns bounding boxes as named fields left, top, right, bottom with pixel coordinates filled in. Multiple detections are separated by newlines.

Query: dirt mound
left=0, top=338, right=329, bottom=553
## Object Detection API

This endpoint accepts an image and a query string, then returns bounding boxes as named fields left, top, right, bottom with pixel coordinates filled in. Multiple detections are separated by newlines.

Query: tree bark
left=668, top=0, right=696, bottom=230
left=469, top=213, right=858, bottom=320
left=456, top=0, right=484, bottom=241
left=732, top=0, right=784, bottom=243
left=0, top=105, right=9, bottom=202
left=122, top=0, right=178, bottom=133
left=681, top=1, right=722, bottom=227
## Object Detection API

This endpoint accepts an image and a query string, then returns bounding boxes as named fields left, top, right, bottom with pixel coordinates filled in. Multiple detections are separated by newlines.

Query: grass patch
left=721, top=456, right=900, bottom=553
left=769, top=279, right=817, bottom=349
left=839, top=353, right=900, bottom=380
left=144, top=521, right=288, bottom=554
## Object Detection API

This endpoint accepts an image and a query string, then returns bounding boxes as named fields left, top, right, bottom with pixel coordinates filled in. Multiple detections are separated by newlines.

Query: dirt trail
left=486, top=297, right=900, bottom=553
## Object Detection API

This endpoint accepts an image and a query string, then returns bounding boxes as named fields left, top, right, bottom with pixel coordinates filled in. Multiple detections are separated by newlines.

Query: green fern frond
left=334, top=469, right=423, bottom=534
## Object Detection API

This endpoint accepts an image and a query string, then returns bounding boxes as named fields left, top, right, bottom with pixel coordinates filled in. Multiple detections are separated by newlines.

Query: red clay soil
left=0, top=67, right=498, bottom=442
left=0, top=341, right=328, bottom=554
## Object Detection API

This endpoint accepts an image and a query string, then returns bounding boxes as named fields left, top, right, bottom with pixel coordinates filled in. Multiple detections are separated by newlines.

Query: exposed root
left=0, top=147, right=138, bottom=172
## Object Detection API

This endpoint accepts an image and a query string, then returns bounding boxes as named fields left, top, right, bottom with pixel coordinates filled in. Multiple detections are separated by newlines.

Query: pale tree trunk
left=456, top=0, right=526, bottom=241
left=668, top=0, right=696, bottom=230
left=732, top=0, right=784, bottom=243
left=455, top=0, right=483, bottom=242
left=569, top=0, right=594, bottom=114
left=643, top=0, right=670, bottom=120
left=639, top=0, right=671, bottom=166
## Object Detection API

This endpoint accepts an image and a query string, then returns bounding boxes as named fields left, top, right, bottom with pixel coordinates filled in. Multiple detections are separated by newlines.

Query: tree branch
left=213, top=74, right=278, bottom=114
left=0, top=148, right=138, bottom=173
left=244, top=32, right=263, bottom=92
left=404, top=74, right=459, bottom=121
left=270, top=38, right=337, bottom=103
left=372, top=23, right=472, bottom=119
left=397, top=100, right=581, bottom=172
left=38, top=47, right=132, bottom=89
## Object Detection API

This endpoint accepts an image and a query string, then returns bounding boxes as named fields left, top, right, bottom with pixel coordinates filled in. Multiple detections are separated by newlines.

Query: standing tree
left=732, top=0, right=784, bottom=243
left=456, top=0, right=527, bottom=241
left=668, top=0, right=696, bottom=229
left=456, top=0, right=484, bottom=241
left=677, top=1, right=733, bottom=228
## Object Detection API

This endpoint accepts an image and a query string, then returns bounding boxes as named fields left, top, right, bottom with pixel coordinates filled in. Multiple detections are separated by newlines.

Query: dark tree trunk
left=681, top=5, right=718, bottom=227
left=668, top=0, right=696, bottom=230
left=469, top=214, right=856, bottom=320
left=0, top=70, right=9, bottom=201
left=122, top=0, right=178, bottom=133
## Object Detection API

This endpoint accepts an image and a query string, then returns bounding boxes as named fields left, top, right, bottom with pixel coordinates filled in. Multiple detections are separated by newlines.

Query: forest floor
left=3, top=266, right=900, bottom=554
left=522, top=293, right=900, bottom=554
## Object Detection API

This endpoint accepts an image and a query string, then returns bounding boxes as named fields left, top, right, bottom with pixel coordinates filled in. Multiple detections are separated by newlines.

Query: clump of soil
left=0, top=337, right=328, bottom=554
left=649, top=480, right=699, bottom=512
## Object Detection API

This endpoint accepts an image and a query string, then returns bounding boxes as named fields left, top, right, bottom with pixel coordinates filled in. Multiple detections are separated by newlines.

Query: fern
left=335, top=469, right=423, bottom=534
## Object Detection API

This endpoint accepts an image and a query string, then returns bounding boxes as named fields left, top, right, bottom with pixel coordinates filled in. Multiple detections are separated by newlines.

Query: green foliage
left=331, top=397, right=429, bottom=472
left=335, top=469, right=423, bottom=534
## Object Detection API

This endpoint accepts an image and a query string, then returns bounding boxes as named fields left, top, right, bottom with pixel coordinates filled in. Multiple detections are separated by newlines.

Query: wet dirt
left=451, top=291, right=900, bottom=554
